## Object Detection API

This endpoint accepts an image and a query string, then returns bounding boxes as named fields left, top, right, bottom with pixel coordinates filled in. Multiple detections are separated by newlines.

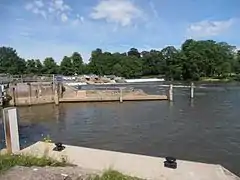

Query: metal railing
left=0, top=74, right=54, bottom=84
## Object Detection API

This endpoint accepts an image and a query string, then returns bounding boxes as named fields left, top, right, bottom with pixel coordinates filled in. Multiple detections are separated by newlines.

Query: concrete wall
left=6, top=83, right=167, bottom=106
left=8, top=83, right=54, bottom=106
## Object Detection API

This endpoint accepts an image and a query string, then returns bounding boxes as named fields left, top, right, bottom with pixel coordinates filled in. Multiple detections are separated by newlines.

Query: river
left=0, top=82, right=240, bottom=175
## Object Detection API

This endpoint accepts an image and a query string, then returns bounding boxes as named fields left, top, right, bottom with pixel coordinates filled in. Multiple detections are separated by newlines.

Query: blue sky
left=1, top=0, right=240, bottom=62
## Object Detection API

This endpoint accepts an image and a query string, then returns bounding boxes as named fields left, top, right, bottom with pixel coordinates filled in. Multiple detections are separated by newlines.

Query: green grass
left=0, top=155, right=141, bottom=179
left=200, top=77, right=231, bottom=82
left=93, top=170, right=141, bottom=180
left=0, top=154, right=66, bottom=173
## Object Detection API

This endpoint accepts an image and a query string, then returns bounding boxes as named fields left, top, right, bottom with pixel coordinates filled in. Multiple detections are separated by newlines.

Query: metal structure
left=0, top=74, right=55, bottom=84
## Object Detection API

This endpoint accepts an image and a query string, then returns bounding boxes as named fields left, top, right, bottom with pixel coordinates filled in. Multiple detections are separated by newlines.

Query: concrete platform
left=19, top=142, right=239, bottom=180
left=60, top=95, right=168, bottom=103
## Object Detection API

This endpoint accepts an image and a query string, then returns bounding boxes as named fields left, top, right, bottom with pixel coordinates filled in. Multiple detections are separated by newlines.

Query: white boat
left=125, top=78, right=165, bottom=83
left=65, top=82, right=88, bottom=86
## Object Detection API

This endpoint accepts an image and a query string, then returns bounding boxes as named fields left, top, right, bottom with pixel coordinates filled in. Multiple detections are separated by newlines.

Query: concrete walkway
left=19, top=142, right=239, bottom=180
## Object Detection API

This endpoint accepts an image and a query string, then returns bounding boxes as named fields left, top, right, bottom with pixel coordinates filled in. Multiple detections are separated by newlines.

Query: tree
left=180, top=39, right=235, bottom=80
left=35, top=59, right=43, bottom=74
left=26, top=59, right=37, bottom=74
left=60, top=56, right=73, bottom=75
left=71, top=52, right=84, bottom=75
left=42, top=57, right=58, bottom=74
left=0, top=46, right=26, bottom=74
left=88, top=48, right=103, bottom=75
left=127, top=48, right=141, bottom=58
left=120, top=55, right=142, bottom=78
left=141, top=50, right=164, bottom=76
left=112, top=63, right=123, bottom=77
left=161, top=46, right=182, bottom=80
left=1, top=39, right=239, bottom=81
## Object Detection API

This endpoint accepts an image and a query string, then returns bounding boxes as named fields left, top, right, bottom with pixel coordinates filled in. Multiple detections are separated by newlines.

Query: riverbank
left=200, top=77, right=232, bottom=82
left=17, top=141, right=240, bottom=180
left=0, top=166, right=140, bottom=180
left=0, top=153, right=139, bottom=180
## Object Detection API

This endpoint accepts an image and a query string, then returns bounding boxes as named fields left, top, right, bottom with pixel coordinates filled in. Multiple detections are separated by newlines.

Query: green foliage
left=43, top=135, right=52, bottom=143
left=42, top=57, right=59, bottom=74
left=60, top=52, right=84, bottom=75
left=93, top=170, right=140, bottom=180
left=72, top=52, right=84, bottom=75
left=60, top=56, right=74, bottom=75
left=25, top=59, right=43, bottom=75
left=235, top=50, right=240, bottom=74
left=0, top=154, right=66, bottom=173
left=0, top=47, right=25, bottom=74
left=1, top=40, right=240, bottom=80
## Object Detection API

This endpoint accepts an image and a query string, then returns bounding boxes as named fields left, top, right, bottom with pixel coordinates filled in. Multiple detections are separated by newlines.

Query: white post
left=169, top=84, right=173, bottom=101
left=119, top=88, right=123, bottom=103
left=190, top=82, right=194, bottom=99
left=3, top=107, right=20, bottom=154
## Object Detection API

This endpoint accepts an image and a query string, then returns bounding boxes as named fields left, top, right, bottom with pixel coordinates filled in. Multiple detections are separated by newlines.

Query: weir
left=3, top=82, right=168, bottom=107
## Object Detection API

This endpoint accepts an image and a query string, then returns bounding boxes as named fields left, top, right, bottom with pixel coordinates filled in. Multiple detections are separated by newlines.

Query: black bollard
left=164, top=157, right=177, bottom=169
left=53, top=142, right=66, bottom=152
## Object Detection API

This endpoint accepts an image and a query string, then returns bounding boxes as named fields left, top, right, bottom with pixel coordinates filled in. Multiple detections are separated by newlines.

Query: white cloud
left=25, top=3, right=34, bottom=10
left=34, top=0, right=44, bottom=8
left=61, top=13, right=68, bottom=22
left=32, top=8, right=46, bottom=18
left=19, top=32, right=32, bottom=38
left=51, top=0, right=71, bottom=11
left=48, top=7, right=55, bottom=13
left=77, top=14, right=84, bottom=23
left=32, top=8, right=39, bottom=14
left=187, top=19, right=234, bottom=38
left=24, top=0, right=72, bottom=22
left=90, top=0, right=142, bottom=26
left=16, top=18, right=25, bottom=21
left=25, top=1, right=46, bottom=18
left=80, top=17, right=84, bottom=23
left=73, top=14, right=84, bottom=25
left=149, top=1, right=159, bottom=19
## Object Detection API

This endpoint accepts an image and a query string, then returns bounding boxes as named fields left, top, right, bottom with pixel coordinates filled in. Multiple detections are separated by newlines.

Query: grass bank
left=0, top=154, right=140, bottom=179
left=0, top=154, right=66, bottom=173
left=93, top=170, right=140, bottom=180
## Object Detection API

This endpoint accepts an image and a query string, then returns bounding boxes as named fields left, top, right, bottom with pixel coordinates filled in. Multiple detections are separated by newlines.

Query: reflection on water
left=0, top=83, right=240, bottom=175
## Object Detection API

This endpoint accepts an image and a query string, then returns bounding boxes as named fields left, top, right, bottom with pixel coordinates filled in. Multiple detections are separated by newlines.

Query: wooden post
left=12, top=87, right=16, bottom=106
left=169, top=84, right=173, bottom=101
left=59, top=83, right=63, bottom=98
left=21, top=75, right=23, bottom=83
left=119, top=88, right=123, bottom=103
left=28, top=83, right=32, bottom=106
left=190, top=82, right=194, bottom=99
left=0, top=85, right=3, bottom=106
left=54, top=83, right=59, bottom=106
left=3, top=107, right=20, bottom=154
left=38, top=83, right=42, bottom=97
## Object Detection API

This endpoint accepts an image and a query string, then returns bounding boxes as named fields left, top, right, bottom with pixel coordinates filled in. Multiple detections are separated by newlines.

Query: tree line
left=1, top=39, right=240, bottom=80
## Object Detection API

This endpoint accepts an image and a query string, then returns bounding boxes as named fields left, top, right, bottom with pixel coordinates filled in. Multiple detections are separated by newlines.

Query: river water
left=0, top=82, right=240, bottom=175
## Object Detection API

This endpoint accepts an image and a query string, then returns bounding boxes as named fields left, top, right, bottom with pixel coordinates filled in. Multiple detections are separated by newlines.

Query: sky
left=0, top=0, right=240, bottom=62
